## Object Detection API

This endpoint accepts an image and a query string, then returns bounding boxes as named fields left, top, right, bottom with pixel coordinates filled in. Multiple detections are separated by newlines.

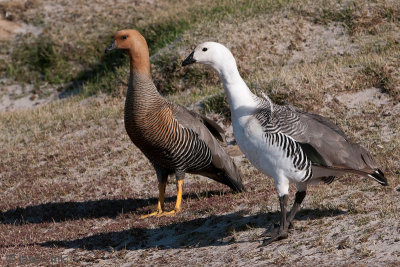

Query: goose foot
left=139, top=208, right=181, bottom=219
left=261, top=223, right=279, bottom=237
left=260, top=222, right=289, bottom=246
left=260, top=226, right=288, bottom=246
left=259, top=194, right=289, bottom=246
left=156, top=208, right=181, bottom=217
left=261, top=222, right=294, bottom=237
left=139, top=209, right=163, bottom=219
left=260, top=191, right=306, bottom=246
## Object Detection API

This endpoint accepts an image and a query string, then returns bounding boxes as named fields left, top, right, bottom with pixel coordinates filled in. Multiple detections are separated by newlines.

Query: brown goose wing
left=184, top=109, right=226, bottom=143
left=172, top=104, right=245, bottom=192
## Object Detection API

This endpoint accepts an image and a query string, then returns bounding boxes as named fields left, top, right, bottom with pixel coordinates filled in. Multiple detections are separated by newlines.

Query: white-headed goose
left=182, top=42, right=387, bottom=244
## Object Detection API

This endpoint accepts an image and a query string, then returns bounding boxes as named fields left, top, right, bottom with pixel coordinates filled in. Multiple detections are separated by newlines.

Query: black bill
left=182, top=51, right=196, bottom=66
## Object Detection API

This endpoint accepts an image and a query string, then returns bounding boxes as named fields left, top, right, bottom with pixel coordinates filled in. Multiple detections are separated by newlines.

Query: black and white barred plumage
left=124, top=71, right=245, bottom=191
left=182, top=40, right=387, bottom=245
left=255, top=97, right=312, bottom=182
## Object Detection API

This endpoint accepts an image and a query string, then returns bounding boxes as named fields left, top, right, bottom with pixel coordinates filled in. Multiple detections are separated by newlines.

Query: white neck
left=212, top=60, right=257, bottom=111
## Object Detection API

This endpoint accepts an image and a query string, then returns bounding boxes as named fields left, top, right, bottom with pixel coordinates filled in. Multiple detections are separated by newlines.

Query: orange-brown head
left=105, top=29, right=150, bottom=75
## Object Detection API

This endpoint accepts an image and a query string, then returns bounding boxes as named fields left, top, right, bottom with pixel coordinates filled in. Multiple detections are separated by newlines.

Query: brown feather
left=112, top=29, right=245, bottom=192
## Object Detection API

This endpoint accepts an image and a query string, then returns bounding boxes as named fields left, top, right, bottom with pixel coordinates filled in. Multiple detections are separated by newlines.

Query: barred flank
left=256, top=97, right=312, bottom=182
left=125, top=72, right=212, bottom=172
left=123, top=71, right=244, bottom=193
left=264, top=132, right=312, bottom=182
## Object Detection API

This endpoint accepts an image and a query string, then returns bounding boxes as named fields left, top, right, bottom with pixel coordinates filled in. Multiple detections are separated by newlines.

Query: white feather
left=190, top=42, right=308, bottom=196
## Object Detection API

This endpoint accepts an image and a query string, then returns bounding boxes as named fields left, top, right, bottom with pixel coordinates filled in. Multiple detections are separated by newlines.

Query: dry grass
left=0, top=0, right=41, bottom=21
left=1, top=0, right=400, bottom=266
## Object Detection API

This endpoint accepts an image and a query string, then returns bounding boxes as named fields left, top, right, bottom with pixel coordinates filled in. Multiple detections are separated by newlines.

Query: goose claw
left=259, top=225, right=288, bottom=247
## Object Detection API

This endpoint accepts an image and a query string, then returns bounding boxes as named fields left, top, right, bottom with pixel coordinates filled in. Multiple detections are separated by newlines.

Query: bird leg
left=261, top=194, right=289, bottom=246
left=157, top=179, right=184, bottom=216
left=261, top=191, right=306, bottom=245
left=140, top=169, right=185, bottom=219
left=139, top=180, right=167, bottom=219
left=286, top=191, right=306, bottom=225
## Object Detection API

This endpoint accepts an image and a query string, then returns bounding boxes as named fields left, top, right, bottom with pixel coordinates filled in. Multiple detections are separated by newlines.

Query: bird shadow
left=0, top=190, right=226, bottom=225
left=37, top=207, right=346, bottom=251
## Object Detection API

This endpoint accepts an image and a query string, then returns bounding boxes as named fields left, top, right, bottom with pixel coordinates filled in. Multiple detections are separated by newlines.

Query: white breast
left=232, top=113, right=308, bottom=184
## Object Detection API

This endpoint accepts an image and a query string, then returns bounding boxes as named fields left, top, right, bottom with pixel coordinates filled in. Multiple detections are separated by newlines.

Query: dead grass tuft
left=0, top=0, right=40, bottom=21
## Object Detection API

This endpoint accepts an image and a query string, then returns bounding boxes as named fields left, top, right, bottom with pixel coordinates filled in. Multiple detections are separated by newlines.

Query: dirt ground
left=0, top=97, right=399, bottom=266
left=1, top=0, right=400, bottom=266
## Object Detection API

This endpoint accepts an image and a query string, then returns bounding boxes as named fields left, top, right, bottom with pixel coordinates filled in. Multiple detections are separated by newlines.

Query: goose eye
left=122, top=35, right=127, bottom=40
left=202, top=47, right=208, bottom=52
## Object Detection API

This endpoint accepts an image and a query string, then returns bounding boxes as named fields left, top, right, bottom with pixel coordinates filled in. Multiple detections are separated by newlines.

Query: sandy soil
left=0, top=0, right=399, bottom=266
left=0, top=94, right=399, bottom=266
left=0, top=79, right=59, bottom=111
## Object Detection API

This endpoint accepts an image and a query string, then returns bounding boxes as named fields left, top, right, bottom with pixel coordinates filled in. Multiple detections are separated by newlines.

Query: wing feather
left=254, top=99, right=379, bottom=174
left=272, top=104, right=379, bottom=172
left=171, top=104, right=245, bottom=192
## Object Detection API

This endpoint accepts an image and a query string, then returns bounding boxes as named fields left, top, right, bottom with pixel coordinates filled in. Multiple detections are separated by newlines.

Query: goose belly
left=125, top=115, right=212, bottom=172
left=233, top=117, right=308, bottom=183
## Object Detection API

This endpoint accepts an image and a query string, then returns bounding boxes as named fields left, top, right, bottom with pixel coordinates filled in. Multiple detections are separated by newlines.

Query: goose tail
left=368, top=169, right=388, bottom=186
left=221, top=162, right=246, bottom=192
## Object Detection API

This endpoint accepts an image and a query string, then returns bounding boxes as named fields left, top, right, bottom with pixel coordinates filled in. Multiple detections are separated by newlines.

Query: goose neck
left=216, top=64, right=255, bottom=111
left=126, top=69, right=163, bottom=109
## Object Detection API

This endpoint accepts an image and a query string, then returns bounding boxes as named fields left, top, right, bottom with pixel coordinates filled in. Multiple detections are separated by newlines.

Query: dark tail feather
left=197, top=162, right=246, bottom=193
left=315, top=165, right=388, bottom=186
left=221, top=164, right=246, bottom=192
left=198, top=132, right=246, bottom=192
left=321, top=176, right=335, bottom=185
left=368, top=169, right=388, bottom=186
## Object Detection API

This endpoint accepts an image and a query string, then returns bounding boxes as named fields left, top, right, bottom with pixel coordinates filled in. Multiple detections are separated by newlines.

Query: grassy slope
left=1, top=0, right=400, bottom=265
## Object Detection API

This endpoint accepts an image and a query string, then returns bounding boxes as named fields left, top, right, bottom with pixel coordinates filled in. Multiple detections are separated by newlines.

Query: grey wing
left=292, top=107, right=347, bottom=139
left=172, top=104, right=245, bottom=191
left=185, top=109, right=226, bottom=143
left=172, top=105, right=222, bottom=144
left=272, top=104, right=379, bottom=172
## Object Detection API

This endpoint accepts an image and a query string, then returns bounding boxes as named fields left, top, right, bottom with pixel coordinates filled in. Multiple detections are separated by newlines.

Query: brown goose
left=105, top=30, right=245, bottom=218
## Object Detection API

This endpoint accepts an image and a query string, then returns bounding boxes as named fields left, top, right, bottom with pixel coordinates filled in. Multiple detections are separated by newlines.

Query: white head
left=182, top=42, right=252, bottom=110
left=182, top=42, right=238, bottom=76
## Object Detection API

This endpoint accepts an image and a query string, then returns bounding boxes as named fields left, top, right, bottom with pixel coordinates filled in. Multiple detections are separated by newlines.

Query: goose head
left=105, top=29, right=150, bottom=75
left=105, top=29, right=148, bottom=52
left=182, top=42, right=237, bottom=76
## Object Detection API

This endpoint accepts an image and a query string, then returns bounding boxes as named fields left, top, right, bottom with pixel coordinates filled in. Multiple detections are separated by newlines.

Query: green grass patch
left=3, top=0, right=295, bottom=97
left=6, top=34, right=72, bottom=84
left=203, top=92, right=230, bottom=118
left=82, top=0, right=290, bottom=96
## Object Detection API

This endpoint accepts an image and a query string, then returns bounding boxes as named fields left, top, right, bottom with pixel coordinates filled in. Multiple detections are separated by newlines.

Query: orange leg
left=140, top=181, right=167, bottom=219
left=158, top=179, right=184, bottom=216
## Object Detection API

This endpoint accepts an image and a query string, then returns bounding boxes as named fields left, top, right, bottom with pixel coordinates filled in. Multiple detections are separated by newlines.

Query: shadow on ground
left=0, top=190, right=230, bottom=225
left=37, top=208, right=346, bottom=251
left=58, top=48, right=127, bottom=98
